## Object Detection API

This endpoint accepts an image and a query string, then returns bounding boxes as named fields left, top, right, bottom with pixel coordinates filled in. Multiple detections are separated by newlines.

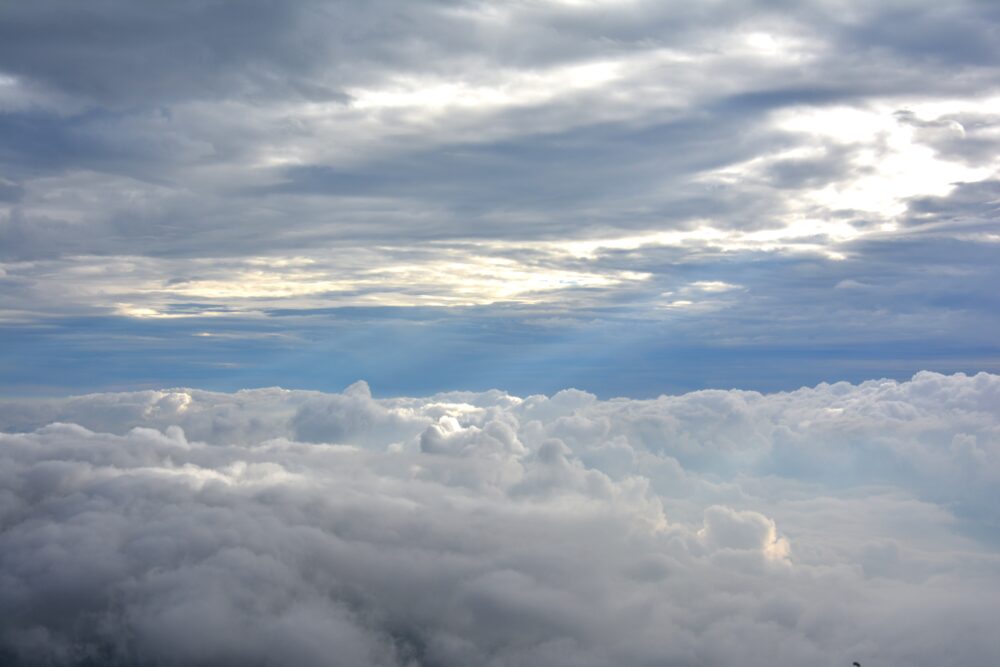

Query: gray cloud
left=2, top=0, right=998, bottom=259
left=0, top=0, right=349, bottom=107
left=2, top=0, right=998, bottom=377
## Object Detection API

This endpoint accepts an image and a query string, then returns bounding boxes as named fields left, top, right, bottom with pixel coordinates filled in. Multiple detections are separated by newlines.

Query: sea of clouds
left=2, top=372, right=999, bottom=666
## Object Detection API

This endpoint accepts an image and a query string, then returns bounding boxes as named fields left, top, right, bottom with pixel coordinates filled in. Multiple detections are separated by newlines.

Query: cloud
left=1, top=1, right=999, bottom=398
left=1, top=372, right=999, bottom=665
left=0, top=7, right=998, bottom=661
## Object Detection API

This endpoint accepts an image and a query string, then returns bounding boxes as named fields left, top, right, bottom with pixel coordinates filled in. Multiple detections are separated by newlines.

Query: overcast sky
left=1, top=0, right=999, bottom=396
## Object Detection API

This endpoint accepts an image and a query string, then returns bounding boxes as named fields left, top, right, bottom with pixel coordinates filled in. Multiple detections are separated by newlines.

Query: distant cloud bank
left=2, top=372, right=998, bottom=666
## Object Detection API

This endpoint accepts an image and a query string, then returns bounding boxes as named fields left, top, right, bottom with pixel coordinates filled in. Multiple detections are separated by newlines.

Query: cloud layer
left=2, top=0, right=1000, bottom=394
left=2, top=372, right=999, bottom=666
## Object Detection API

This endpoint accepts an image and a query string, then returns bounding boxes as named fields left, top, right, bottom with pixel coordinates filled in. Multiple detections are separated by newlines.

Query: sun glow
left=349, top=60, right=623, bottom=115
left=773, top=102, right=998, bottom=219
left=97, top=253, right=654, bottom=318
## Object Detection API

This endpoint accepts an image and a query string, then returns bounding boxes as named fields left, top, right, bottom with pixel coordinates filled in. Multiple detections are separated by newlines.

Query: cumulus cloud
left=2, top=372, right=999, bottom=665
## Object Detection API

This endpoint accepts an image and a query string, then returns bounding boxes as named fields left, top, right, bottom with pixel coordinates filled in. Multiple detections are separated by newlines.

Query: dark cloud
left=0, top=178, right=23, bottom=203
left=904, top=178, right=1000, bottom=231
left=840, top=2, right=1000, bottom=68
left=0, top=0, right=344, bottom=106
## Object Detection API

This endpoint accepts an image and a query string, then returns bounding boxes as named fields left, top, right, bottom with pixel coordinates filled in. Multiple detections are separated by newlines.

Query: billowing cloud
left=2, top=371, right=998, bottom=665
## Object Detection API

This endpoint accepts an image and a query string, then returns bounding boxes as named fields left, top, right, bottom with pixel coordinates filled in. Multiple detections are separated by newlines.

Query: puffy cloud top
left=2, top=372, right=999, bottom=665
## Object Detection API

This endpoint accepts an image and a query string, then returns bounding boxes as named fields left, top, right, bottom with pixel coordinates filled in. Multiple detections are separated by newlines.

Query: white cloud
left=0, top=248, right=652, bottom=319
left=1, top=372, right=999, bottom=665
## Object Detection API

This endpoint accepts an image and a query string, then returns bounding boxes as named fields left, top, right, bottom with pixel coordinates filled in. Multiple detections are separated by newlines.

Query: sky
left=1, top=0, right=999, bottom=396
left=2, top=2, right=1000, bottom=666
